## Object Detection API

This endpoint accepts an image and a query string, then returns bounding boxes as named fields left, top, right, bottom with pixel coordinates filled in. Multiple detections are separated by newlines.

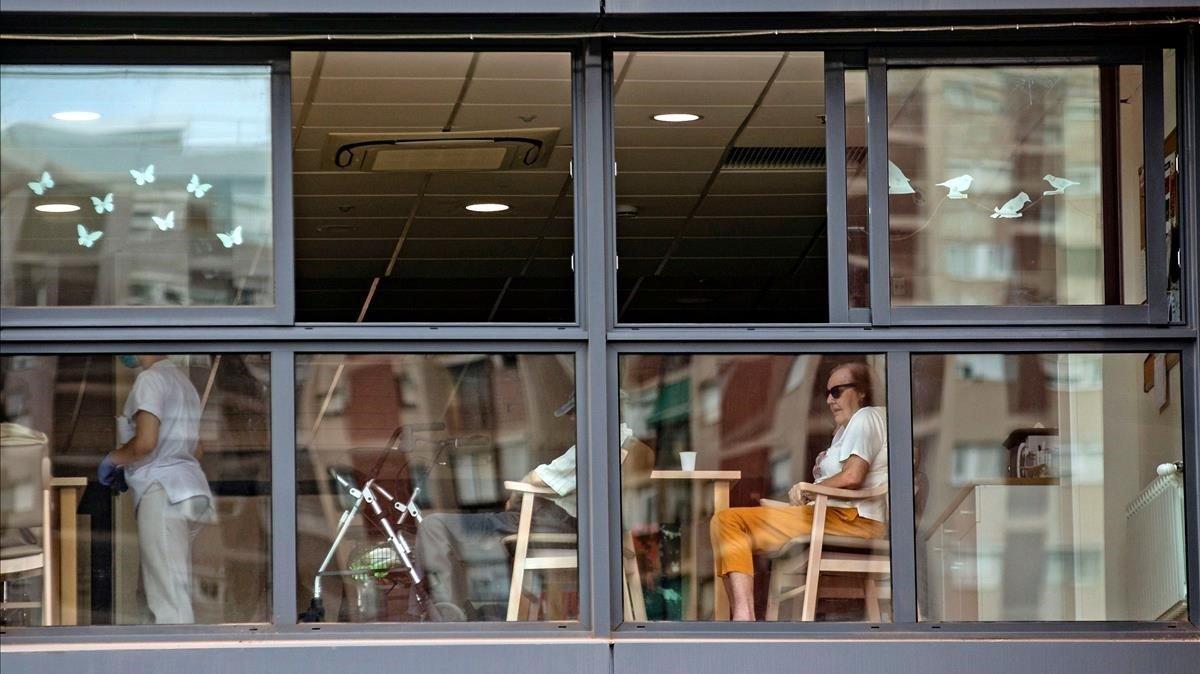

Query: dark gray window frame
left=0, top=30, right=1196, bottom=651
left=867, top=46, right=1172, bottom=327
left=0, top=45, right=296, bottom=327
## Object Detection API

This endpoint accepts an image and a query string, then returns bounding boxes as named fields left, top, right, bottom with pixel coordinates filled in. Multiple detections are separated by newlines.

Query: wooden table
left=650, top=470, right=741, bottom=620
left=49, top=477, right=88, bottom=626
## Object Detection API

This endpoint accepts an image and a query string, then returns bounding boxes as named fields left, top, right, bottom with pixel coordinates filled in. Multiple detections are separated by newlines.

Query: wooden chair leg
left=800, top=496, right=828, bottom=622
left=623, top=531, right=647, bottom=621
left=863, top=574, right=881, bottom=622
left=506, top=492, right=536, bottom=621
left=765, top=563, right=783, bottom=622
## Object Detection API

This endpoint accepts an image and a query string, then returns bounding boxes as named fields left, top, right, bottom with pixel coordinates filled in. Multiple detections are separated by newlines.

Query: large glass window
left=294, top=353, right=577, bottom=622
left=619, top=354, right=890, bottom=621
left=0, top=66, right=274, bottom=309
left=291, top=52, right=574, bottom=322
left=913, top=352, right=1187, bottom=621
left=614, top=52, right=829, bottom=323
left=0, top=353, right=271, bottom=626
left=887, top=65, right=1147, bottom=307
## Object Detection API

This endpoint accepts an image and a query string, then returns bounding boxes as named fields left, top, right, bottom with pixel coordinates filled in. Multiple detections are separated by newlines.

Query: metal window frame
left=0, top=26, right=1197, bottom=651
left=0, top=44, right=295, bottom=328
left=867, top=46, right=1173, bottom=327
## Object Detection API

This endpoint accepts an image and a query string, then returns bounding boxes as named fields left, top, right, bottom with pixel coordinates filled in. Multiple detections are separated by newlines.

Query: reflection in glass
left=614, top=52, right=828, bottom=323
left=1, top=66, right=274, bottom=308
left=290, top=52, right=574, bottom=322
left=0, top=354, right=271, bottom=627
left=619, top=354, right=890, bottom=621
left=913, top=352, right=1187, bottom=621
left=888, top=66, right=1146, bottom=307
left=294, top=353, right=577, bottom=622
left=846, top=70, right=869, bottom=309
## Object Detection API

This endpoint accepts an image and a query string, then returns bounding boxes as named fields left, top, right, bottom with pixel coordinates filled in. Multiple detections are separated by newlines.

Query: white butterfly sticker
left=152, top=210, right=176, bottom=231
left=186, top=174, right=212, bottom=199
left=27, top=171, right=55, bottom=195
left=76, top=224, right=103, bottom=248
left=216, top=225, right=243, bottom=248
left=90, top=193, right=114, bottom=214
left=130, top=164, right=156, bottom=186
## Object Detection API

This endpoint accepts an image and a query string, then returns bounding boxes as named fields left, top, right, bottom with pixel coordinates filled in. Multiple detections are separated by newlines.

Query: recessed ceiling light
left=652, top=113, right=702, bottom=123
left=51, top=111, right=101, bottom=122
left=35, top=203, right=80, bottom=213
left=466, top=202, right=510, bottom=213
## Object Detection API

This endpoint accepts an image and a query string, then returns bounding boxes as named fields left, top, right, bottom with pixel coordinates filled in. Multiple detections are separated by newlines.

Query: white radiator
left=1125, top=473, right=1187, bottom=621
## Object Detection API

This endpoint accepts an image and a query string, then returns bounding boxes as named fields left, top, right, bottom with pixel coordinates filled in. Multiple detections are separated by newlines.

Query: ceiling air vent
left=723, top=146, right=867, bottom=170
left=322, top=128, right=560, bottom=172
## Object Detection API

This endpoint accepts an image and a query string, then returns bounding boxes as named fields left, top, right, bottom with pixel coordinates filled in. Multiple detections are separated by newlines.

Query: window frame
left=866, top=46, right=1171, bottom=327
left=0, top=45, right=296, bottom=327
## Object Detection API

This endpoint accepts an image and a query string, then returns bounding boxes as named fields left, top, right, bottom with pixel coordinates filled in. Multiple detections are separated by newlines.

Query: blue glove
left=98, top=455, right=129, bottom=493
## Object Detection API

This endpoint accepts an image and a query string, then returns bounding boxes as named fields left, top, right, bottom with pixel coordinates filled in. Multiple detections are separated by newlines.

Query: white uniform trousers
left=136, top=482, right=211, bottom=624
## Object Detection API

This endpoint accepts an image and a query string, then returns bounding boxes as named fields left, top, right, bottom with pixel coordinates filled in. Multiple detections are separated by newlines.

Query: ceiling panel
left=696, top=194, right=826, bottom=217
left=303, top=104, right=455, bottom=127
left=616, top=81, right=766, bottom=107
left=294, top=195, right=418, bottom=218
left=616, top=172, right=711, bottom=196
left=761, top=81, right=826, bottom=107
left=449, top=104, right=572, bottom=133
left=472, top=52, right=571, bottom=80
left=312, top=78, right=465, bottom=105
left=294, top=125, right=445, bottom=151
left=315, top=51, right=474, bottom=79
left=295, top=259, right=388, bottom=279
left=746, top=105, right=825, bottom=128
left=416, top=195, right=561, bottom=218
left=409, top=217, right=571, bottom=239
left=293, top=172, right=432, bottom=196
left=293, top=217, right=420, bottom=239
left=708, top=171, right=826, bottom=194
left=735, top=126, right=827, bottom=147
left=614, top=105, right=752, bottom=128
left=607, top=195, right=702, bottom=218
left=424, top=171, right=569, bottom=196
left=615, top=126, right=739, bottom=149
left=774, top=54, right=825, bottom=82
left=620, top=52, right=784, bottom=82
left=462, top=78, right=570, bottom=106
left=294, top=238, right=398, bottom=260
left=615, top=148, right=724, bottom=172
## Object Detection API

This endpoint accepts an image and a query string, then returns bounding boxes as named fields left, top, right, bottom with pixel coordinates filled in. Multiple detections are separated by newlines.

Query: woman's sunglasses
left=826, top=383, right=857, bottom=399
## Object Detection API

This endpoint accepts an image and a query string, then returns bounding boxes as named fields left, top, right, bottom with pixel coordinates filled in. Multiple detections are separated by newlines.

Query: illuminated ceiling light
left=652, top=113, right=702, bottom=123
left=51, top=111, right=101, bottom=122
left=465, top=202, right=510, bottom=213
left=35, top=203, right=81, bottom=213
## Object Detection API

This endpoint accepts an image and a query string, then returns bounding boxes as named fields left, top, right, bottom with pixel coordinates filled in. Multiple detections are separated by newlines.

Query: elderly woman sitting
left=709, top=362, right=888, bottom=621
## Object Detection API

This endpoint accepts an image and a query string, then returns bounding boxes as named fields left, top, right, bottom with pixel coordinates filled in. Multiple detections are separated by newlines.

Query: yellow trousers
left=710, top=505, right=887, bottom=577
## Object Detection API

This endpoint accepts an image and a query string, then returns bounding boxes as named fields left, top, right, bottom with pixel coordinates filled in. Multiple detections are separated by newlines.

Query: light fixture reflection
left=466, top=203, right=510, bottom=213
left=35, top=203, right=81, bottom=213
left=51, top=111, right=101, bottom=122
left=652, top=113, right=702, bottom=123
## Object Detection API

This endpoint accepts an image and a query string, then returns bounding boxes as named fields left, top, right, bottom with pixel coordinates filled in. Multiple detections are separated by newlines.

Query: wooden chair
left=0, top=423, right=52, bottom=626
left=503, top=481, right=646, bottom=622
left=762, top=482, right=890, bottom=622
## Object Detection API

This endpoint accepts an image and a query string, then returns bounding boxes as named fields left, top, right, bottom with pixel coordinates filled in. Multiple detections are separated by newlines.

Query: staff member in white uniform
left=99, top=355, right=214, bottom=624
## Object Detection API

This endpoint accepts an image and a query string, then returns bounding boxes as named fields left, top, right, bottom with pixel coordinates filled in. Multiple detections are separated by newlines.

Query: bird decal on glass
left=991, top=192, right=1031, bottom=219
left=1042, top=174, right=1080, bottom=196
left=936, top=174, right=974, bottom=199
left=888, top=161, right=915, bottom=195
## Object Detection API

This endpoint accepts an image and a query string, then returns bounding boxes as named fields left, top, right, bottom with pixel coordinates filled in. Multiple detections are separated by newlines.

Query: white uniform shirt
left=534, top=423, right=634, bottom=518
left=813, top=406, right=888, bottom=523
left=121, top=360, right=212, bottom=509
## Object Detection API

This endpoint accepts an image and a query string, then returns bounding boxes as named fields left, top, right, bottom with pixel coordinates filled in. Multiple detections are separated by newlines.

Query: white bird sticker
left=186, top=174, right=212, bottom=199
left=888, top=161, right=915, bottom=195
left=1042, top=174, right=1080, bottom=196
left=991, top=192, right=1032, bottom=219
left=216, top=225, right=243, bottom=249
left=130, top=164, right=156, bottom=186
left=27, top=171, right=55, bottom=195
left=936, top=174, right=974, bottom=199
left=91, top=193, right=114, bottom=214
left=152, top=210, right=175, bottom=231
left=76, top=224, right=103, bottom=248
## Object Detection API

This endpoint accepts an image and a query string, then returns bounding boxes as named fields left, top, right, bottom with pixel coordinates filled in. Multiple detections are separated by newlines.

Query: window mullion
left=270, top=349, right=297, bottom=625
left=885, top=350, right=917, bottom=623
left=1143, top=48, right=1169, bottom=324
left=866, top=52, right=892, bottom=326
left=825, top=52, right=851, bottom=324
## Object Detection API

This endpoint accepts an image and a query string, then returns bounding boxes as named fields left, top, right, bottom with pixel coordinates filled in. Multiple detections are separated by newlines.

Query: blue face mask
left=118, top=355, right=141, bottom=369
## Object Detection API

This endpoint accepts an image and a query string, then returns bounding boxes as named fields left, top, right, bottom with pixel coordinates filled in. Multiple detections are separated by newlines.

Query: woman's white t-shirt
left=812, top=406, right=888, bottom=523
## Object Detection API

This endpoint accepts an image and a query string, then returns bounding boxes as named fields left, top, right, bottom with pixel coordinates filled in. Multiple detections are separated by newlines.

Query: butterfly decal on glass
left=76, top=224, right=104, bottom=248
left=130, top=164, right=156, bottom=186
left=90, top=193, right=114, bottom=214
left=216, top=225, right=243, bottom=248
left=186, top=174, right=212, bottom=199
left=27, top=171, right=55, bottom=195
left=152, top=210, right=176, bottom=231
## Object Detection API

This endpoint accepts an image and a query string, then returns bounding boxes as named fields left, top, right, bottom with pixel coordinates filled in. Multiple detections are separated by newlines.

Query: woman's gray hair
left=830, top=361, right=877, bottom=407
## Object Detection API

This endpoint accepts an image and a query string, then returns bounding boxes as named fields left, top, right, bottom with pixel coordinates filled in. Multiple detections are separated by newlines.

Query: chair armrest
left=794, top=482, right=888, bottom=500
left=759, top=498, right=790, bottom=509
left=503, top=480, right=559, bottom=496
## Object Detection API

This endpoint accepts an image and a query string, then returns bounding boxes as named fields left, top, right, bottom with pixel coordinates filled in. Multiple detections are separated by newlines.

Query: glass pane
left=615, top=52, right=828, bottom=323
left=1164, top=49, right=1182, bottom=321
left=295, top=353, right=576, bottom=622
left=0, top=353, right=271, bottom=626
left=846, top=69, right=869, bottom=310
left=0, top=66, right=274, bottom=308
left=913, top=352, right=1187, bottom=621
left=887, top=66, right=1146, bottom=307
left=619, top=354, right=890, bottom=621
left=291, top=52, right=574, bottom=322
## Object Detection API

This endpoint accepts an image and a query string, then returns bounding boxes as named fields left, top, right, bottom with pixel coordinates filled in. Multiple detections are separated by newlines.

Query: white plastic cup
left=679, top=451, right=697, bottom=472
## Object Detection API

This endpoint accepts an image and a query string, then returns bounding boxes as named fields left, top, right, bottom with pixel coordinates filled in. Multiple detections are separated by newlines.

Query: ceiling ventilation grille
left=723, top=146, right=867, bottom=170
